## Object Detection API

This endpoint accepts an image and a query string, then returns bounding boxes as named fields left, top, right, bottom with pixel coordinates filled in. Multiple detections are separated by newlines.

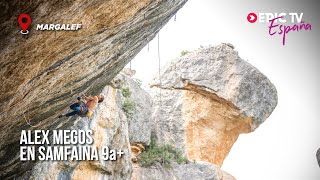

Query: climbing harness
left=78, top=105, right=90, bottom=117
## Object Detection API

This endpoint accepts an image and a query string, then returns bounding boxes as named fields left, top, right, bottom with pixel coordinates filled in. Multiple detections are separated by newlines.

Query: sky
left=127, top=0, right=320, bottom=179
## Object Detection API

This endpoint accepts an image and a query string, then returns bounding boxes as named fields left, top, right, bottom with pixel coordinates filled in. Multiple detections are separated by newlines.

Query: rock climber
left=59, top=95, right=104, bottom=118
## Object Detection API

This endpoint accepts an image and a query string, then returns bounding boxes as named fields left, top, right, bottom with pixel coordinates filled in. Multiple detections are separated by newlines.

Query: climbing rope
left=157, top=32, right=166, bottom=166
left=24, top=114, right=42, bottom=127
left=23, top=107, right=42, bottom=127
left=157, top=33, right=162, bottom=126
left=130, top=61, right=132, bottom=70
left=157, top=33, right=162, bottom=103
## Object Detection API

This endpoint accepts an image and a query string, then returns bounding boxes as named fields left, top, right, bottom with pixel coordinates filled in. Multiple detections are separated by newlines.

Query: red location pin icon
left=18, top=14, right=31, bottom=34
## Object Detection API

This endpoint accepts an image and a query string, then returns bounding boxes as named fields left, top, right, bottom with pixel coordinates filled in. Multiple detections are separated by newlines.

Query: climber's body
left=59, top=95, right=104, bottom=118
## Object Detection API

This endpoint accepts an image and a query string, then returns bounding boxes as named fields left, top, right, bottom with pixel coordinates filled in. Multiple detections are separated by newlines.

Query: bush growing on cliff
left=121, top=87, right=135, bottom=119
left=121, top=87, right=131, bottom=98
left=138, top=135, right=189, bottom=168
left=180, top=50, right=190, bottom=56
left=123, top=99, right=135, bottom=118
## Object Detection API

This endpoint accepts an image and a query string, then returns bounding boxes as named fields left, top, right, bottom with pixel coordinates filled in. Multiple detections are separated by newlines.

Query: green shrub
left=138, top=135, right=188, bottom=168
left=180, top=50, right=190, bottom=56
left=122, top=99, right=135, bottom=118
left=121, top=87, right=131, bottom=98
left=121, top=86, right=135, bottom=119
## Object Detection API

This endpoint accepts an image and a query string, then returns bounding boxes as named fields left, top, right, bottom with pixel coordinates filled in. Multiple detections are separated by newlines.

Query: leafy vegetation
left=180, top=50, right=190, bottom=56
left=121, top=87, right=131, bottom=98
left=122, top=99, right=135, bottom=118
left=138, top=135, right=189, bottom=168
left=121, top=86, right=135, bottom=119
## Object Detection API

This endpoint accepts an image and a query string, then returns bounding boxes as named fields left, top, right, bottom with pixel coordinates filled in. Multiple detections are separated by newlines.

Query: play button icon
left=247, top=12, right=257, bottom=23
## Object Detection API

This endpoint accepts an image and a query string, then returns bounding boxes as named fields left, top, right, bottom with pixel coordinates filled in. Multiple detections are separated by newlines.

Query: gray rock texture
left=111, top=70, right=153, bottom=146
left=121, top=72, right=153, bottom=145
left=0, top=0, right=187, bottom=178
left=132, top=162, right=222, bottom=180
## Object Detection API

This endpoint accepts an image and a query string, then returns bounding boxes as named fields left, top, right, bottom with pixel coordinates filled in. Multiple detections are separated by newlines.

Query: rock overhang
left=150, top=43, right=278, bottom=131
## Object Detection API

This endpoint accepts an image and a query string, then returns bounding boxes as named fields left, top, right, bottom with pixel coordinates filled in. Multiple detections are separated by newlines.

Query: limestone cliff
left=28, top=84, right=132, bottom=179
left=22, top=71, right=151, bottom=179
left=125, top=44, right=277, bottom=180
left=0, top=43, right=277, bottom=179
left=0, top=1, right=278, bottom=179
left=120, top=71, right=231, bottom=180
left=0, top=0, right=187, bottom=178
left=149, top=43, right=277, bottom=167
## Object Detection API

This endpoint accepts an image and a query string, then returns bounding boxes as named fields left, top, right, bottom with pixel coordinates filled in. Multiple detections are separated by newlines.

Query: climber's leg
left=58, top=103, right=82, bottom=118
left=70, top=103, right=82, bottom=111
left=65, top=110, right=79, bottom=117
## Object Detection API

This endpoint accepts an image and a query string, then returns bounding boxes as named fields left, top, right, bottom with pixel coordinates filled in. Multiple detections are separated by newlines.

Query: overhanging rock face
left=28, top=85, right=132, bottom=179
left=0, top=0, right=188, bottom=178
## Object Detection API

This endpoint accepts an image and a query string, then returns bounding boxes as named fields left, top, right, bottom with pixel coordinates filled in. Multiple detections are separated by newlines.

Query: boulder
left=149, top=44, right=278, bottom=166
